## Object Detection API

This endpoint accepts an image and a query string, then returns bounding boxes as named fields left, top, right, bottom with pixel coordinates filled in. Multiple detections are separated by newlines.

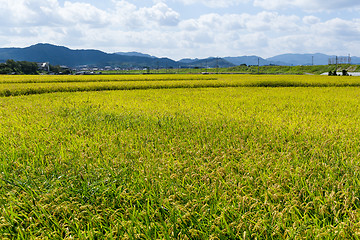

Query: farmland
left=1, top=74, right=360, bottom=239
left=3, top=74, right=360, bottom=97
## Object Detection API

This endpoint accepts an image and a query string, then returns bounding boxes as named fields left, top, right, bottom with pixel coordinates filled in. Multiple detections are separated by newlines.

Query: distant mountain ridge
left=0, top=43, right=359, bottom=68
left=0, top=43, right=181, bottom=69
left=224, top=56, right=279, bottom=66
left=178, top=58, right=200, bottom=64
left=225, top=54, right=360, bottom=66
left=0, top=44, right=234, bottom=68
left=115, top=51, right=156, bottom=58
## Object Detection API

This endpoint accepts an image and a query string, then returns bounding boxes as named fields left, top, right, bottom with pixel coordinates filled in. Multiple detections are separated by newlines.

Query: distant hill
left=224, top=56, right=284, bottom=66
left=185, top=58, right=235, bottom=68
left=115, top=51, right=155, bottom=58
left=266, top=53, right=329, bottom=66
left=266, top=53, right=360, bottom=66
left=178, top=58, right=200, bottom=64
left=225, top=53, right=360, bottom=66
left=0, top=43, right=359, bottom=68
left=179, top=58, right=235, bottom=68
left=0, top=44, right=180, bottom=69
left=0, top=44, right=235, bottom=69
left=351, top=56, right=360, bottom=64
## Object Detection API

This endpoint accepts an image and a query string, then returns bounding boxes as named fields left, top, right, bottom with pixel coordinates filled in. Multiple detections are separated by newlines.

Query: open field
left=3, top=74, right=360, bottom=97
left=93, top=64, right=360, bottom=75
left=1, top=74, right=360, bottom=239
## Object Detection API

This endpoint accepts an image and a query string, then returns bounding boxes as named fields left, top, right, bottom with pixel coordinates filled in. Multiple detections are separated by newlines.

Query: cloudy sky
left=1, top=0, right=360, bottom=59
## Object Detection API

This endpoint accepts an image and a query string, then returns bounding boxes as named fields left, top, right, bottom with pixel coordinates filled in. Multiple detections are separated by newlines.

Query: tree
left=2, top=60, right=39, bottom=74
left=50, top=65, right=72, bottom=74
left=0, top=63, right=12, bottom=74
left=6, top=59, right=20, bottom=73
left=50, top=65, right=62, bottom=74
left=19, top=61, right=38, bottom=74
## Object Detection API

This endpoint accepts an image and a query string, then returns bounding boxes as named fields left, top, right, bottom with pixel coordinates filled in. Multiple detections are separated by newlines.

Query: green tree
left=6, top=59, right=21, bottom=73
left=50, top=65, right=71, bottom=74
left=0, top=63, right=12, bottom=74
left=18, top=61, right=38, bottom=74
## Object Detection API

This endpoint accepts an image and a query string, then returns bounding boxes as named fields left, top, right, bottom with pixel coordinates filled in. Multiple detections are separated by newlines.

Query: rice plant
left=1, top=75, right=360, bottom=238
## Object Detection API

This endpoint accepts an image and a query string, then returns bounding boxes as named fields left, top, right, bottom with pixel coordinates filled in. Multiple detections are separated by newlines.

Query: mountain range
left=0, top=43, right=359, bottom=69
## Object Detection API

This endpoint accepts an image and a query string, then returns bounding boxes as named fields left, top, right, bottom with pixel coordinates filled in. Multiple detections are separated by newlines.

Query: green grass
left=98, top=64, right=360, bottom=75
left=1, top=75, right=360, bottom=238
left=225, top=64, right=360, bottom=75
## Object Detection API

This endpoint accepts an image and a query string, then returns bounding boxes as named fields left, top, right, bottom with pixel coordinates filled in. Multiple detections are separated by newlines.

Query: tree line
left=0, top=60, right=72, bottom=75
left=0, top=60, right=38, bottom=74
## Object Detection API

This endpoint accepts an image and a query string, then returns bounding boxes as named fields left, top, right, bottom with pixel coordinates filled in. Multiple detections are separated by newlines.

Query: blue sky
left=1, top=0, right=360, bottom=59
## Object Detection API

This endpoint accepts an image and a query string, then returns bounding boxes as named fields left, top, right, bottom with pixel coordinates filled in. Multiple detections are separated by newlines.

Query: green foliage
left=0, top=60, right=38, bottom=75
left=225, top=64, right=356, bottom=75
left=0, top=63, right=12, bottom=74
left=5, top=59, right=21, bottom=73
left=18, top=61, right=38, bottom=75
left=50, top=65, right=72, bottom=75
left=103, top=64, right=360, bottom=75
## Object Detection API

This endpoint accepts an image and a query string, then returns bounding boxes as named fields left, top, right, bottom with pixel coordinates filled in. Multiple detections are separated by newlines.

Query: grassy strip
left=92, top=64, right=360, bottom=75
left=225, top=64, right=360, bottom=75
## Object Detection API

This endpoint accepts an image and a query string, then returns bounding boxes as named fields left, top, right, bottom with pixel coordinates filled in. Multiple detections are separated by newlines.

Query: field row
left=0, top=74, right=216, bottom=84
left=2, top=74, right=360, bottom=97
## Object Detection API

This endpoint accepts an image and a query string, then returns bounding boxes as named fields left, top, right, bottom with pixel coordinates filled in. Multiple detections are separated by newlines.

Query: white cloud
left=0, top=0, right=179, bottom=29
left=253, top=0, right=360, bottom=11
left=175, top=10, right=360, bottom=58
left=253, top=0, right=288, bottom=11
left=1, top=0, right=360, bottom=59
left=138, top=2, right=180, bottom=26
left=175, top=12, right=302, bottom=58
left=58, top=2, right=109, bottom=26
left=303, top=16, right=321, bottom=25
left=112, top=0, right=144, bottom=29
left=0, top=0, right=55, bottom=26
left=180, top=12, right=300, bottom=33
left=179, top=0, right=249, bottom=8
left=245, top=12, right=300, bottom=32
left=263, top=17, right=360, bottom=57
left=310, top=18, right=360, bottom=39
left=111, top=0, right=180, bottom=29
left=0, top=0, right=110, bottom=27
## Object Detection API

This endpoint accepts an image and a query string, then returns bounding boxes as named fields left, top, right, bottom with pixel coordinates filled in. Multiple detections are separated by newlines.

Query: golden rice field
left=1, top=74, right=360, bottom=239
left=2, top=74, right=360, bottom=97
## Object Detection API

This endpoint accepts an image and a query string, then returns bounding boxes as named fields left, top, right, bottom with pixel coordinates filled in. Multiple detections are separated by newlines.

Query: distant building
left=37, top=62, right=50, bottom=72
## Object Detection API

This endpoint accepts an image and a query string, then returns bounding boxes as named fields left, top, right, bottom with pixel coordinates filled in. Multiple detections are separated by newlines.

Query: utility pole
left=312, top=56, right=314, bottom=66
left=258, top=57, right=260, bottom=74
left=335, top=56, right=338, bottom=73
